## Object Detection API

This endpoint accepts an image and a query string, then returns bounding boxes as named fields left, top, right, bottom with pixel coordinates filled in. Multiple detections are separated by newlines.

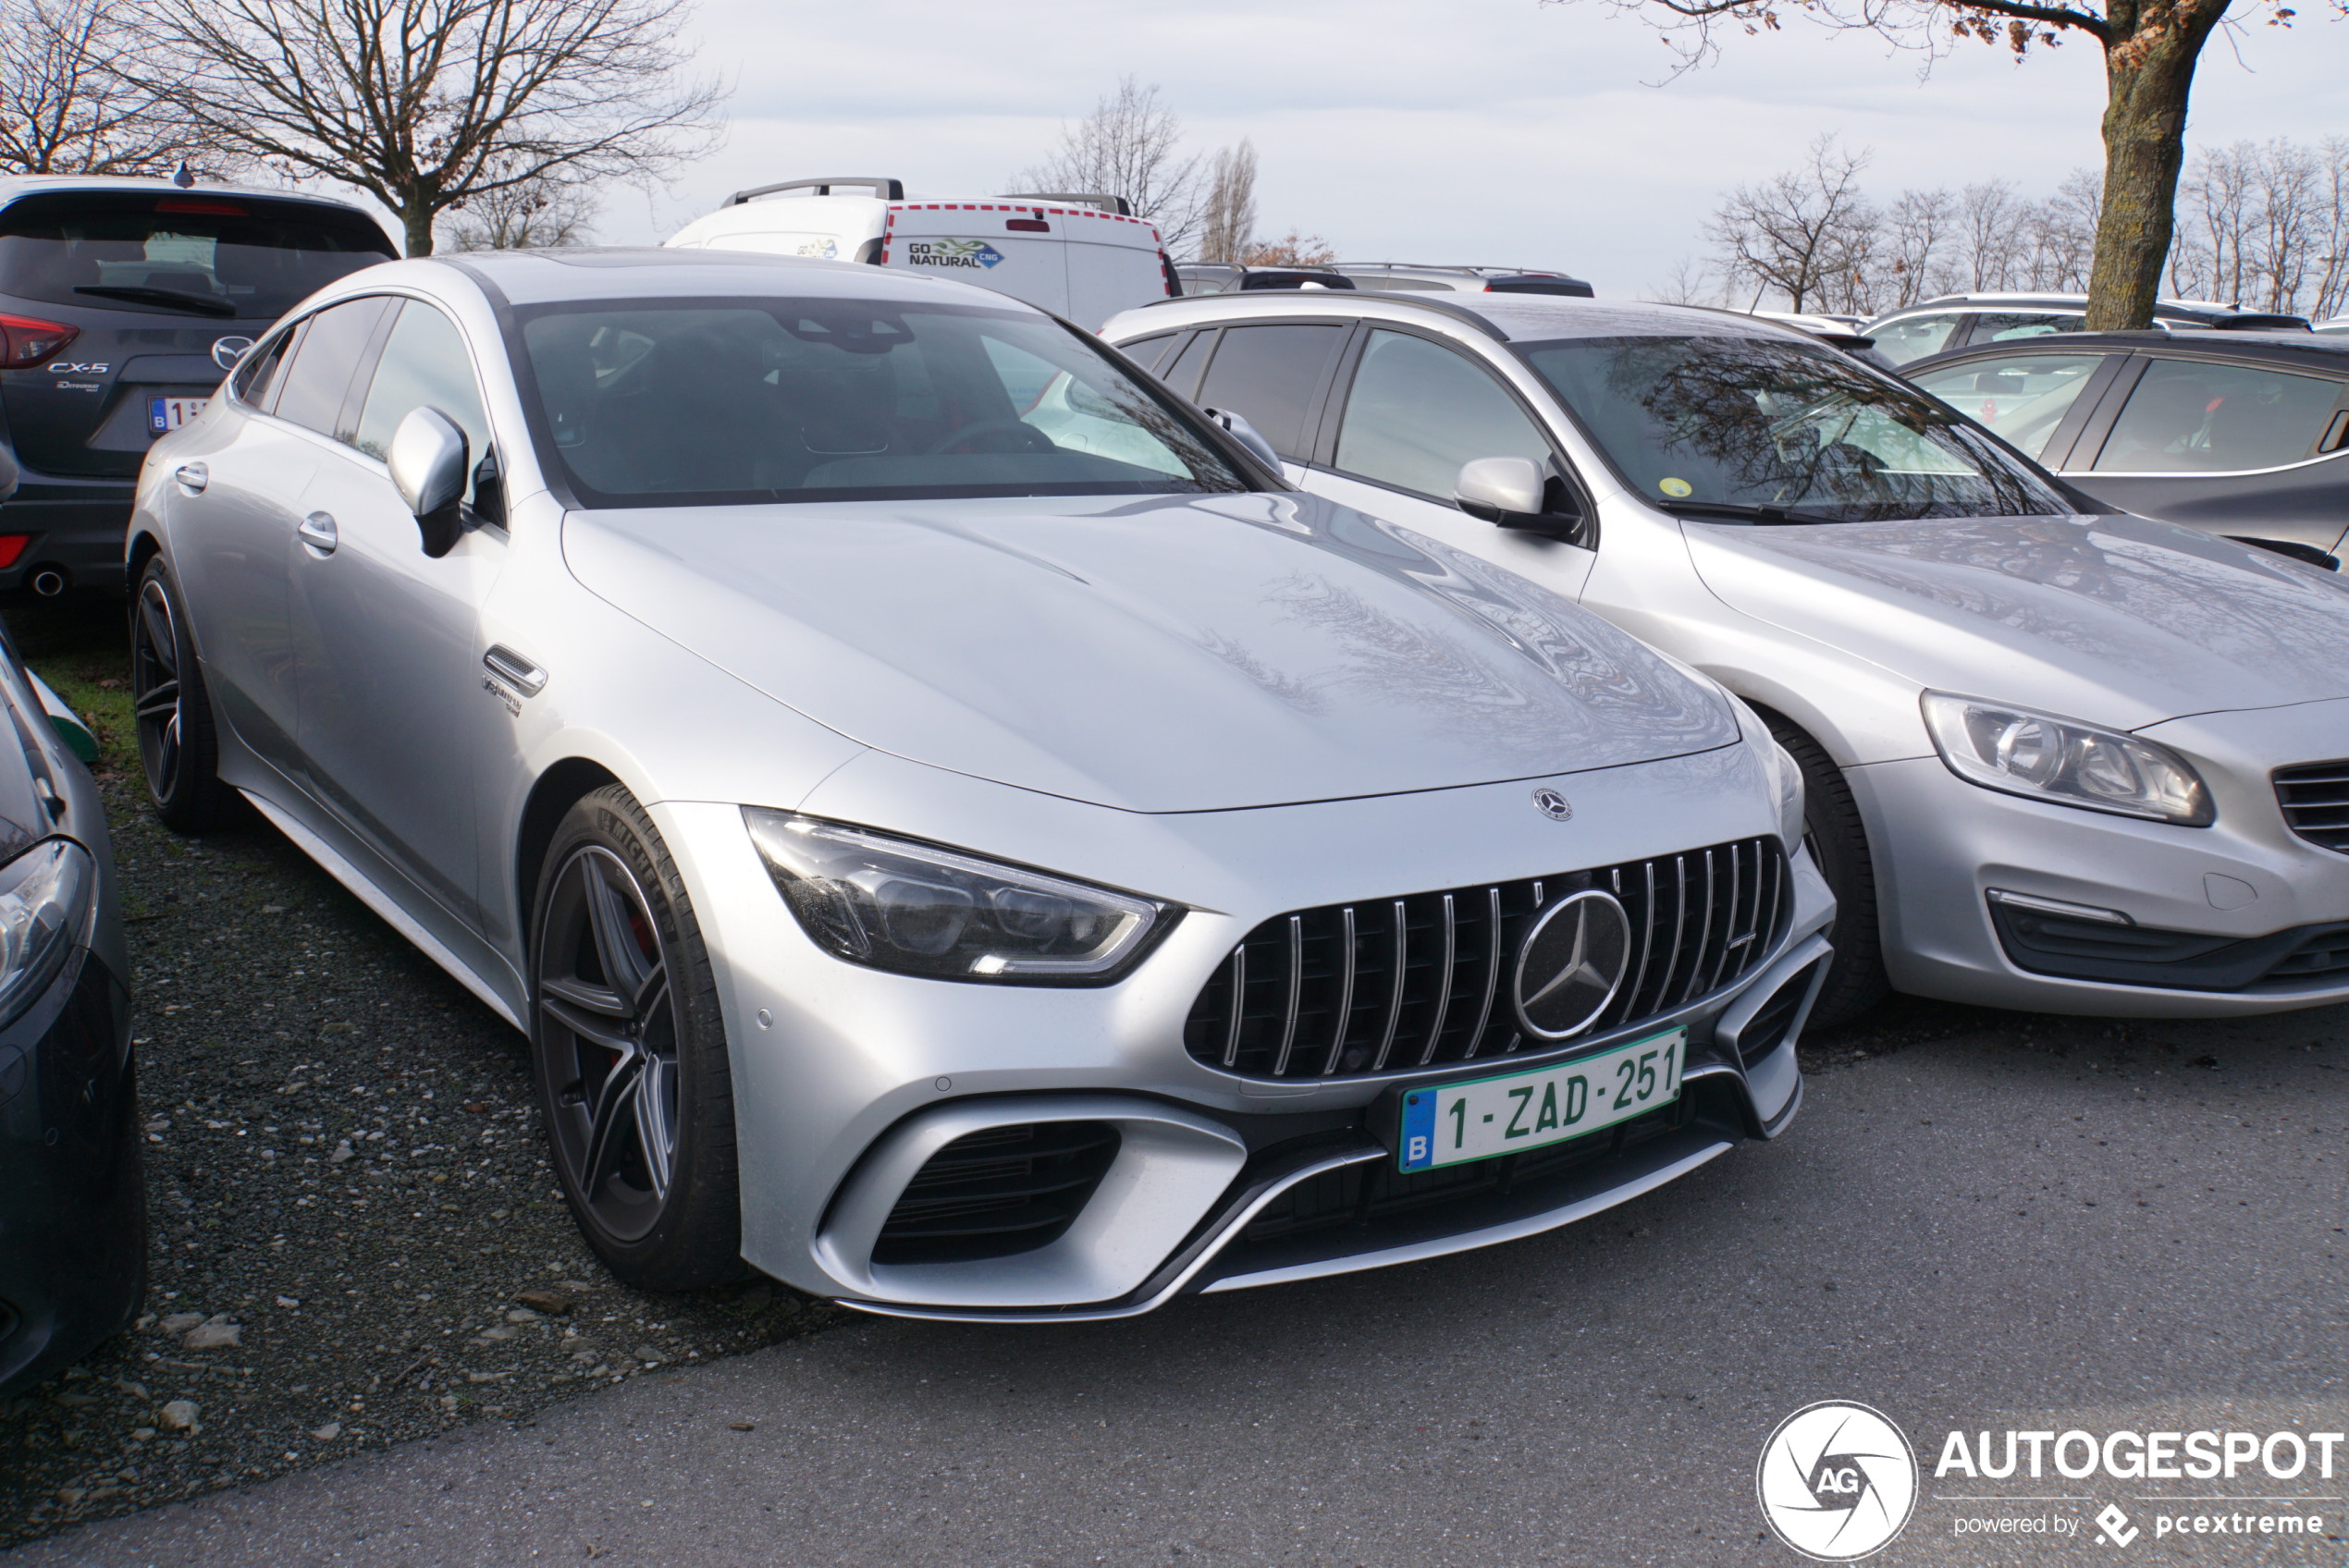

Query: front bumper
left=650, top=744, right=1834, bottom=1317
left=1852, top=695, right=2349, bottom=1016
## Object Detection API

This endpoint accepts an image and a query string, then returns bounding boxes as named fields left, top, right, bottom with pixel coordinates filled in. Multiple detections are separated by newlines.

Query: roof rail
left=729, top=177, right=904, bottom=205
left=998, top=191, right=1132, bottom=216
left=1140, top=287, right=1512, bottom=342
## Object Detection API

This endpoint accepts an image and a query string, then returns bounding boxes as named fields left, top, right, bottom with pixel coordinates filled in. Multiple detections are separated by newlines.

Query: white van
left=664, top=178, right=1176, bottom=328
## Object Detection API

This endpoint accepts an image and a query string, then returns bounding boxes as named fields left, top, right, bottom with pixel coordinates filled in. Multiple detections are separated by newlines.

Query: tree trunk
left=2084, top=6, right=2224, bottom=330
left=401, top=200, right=436, bottom=258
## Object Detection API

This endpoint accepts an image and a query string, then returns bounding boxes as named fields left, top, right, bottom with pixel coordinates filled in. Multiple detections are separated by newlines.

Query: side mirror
left=387, top=406, right=468, bottom=557
left=1199, top=406, right=1283, bottom=474
left=1455, top=456, right=1587, bottom=541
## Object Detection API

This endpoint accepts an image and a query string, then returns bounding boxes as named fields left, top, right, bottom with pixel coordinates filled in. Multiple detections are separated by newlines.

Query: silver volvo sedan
left=125, top=251, right=1830, bottom=1317
left=1102, top=292, right=2349, bottom=1028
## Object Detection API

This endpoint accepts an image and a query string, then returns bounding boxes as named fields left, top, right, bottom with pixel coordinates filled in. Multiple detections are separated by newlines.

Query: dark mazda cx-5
left=0, top=176, right=395, bottom=596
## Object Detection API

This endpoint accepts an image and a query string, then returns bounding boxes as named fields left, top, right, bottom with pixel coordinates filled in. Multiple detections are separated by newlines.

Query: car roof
left=420, top=245, right=1041, bottom=311
left=1904, top=328, right=2349, bottom=373
left=1117, top=289, right=1808, bottom=347
left=0, top=173, right=382, bottom=219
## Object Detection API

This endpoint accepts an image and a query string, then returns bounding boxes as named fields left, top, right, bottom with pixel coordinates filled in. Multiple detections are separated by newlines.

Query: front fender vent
left=1183, top=836, right=1788, bottom=1081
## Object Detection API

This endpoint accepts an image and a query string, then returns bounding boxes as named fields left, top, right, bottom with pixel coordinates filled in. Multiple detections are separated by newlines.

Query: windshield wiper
left=74, top=285, right=237, bottom=318
left=1654, top=498, right=1851, bottom=527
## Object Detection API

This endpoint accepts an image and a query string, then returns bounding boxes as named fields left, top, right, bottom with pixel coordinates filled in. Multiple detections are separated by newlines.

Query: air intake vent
left=2274, top=761, right=2349, bottom=851
left=1729, top=959, right=1822, bottom=1065
left=872, top=1122, right=1119, bottom=1266
left=1183, top=837, right=1788, bottom=1081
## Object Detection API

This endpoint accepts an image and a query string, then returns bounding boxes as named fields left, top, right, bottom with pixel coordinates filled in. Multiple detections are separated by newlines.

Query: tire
left=1767, top=717, right=1889, bottom=1030
left=529, top=784, right=744, bottom=1291
left=129, top=556, right=233, bottom=833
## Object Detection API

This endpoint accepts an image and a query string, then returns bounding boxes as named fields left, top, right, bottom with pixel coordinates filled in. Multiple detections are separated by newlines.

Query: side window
left=230, top=325, right=300, bottom=410
left=2092, top=358, right=2349, bottom=474
left=1191, top=323, right=1346, bottom=460
left=269, top=296, right=394, bottom=437
left=1333, top=329, right=1554, bottom=500
left=1970, top=311, right=2085, bottom=344
left=1909, top=353, right=2109, bottom=461
left=1873, top=312, right=1964, bottom=366
left=1118, top=334, right=1179, bottom=374
left=353, top=300, right=493, bottom=502
left=1158, top=330, right=1214, bottom=398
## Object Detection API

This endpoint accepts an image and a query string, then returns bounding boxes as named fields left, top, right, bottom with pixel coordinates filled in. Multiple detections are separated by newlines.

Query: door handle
left=298, top=510, right=338, bottom=555
left=174, top=462, right=207, bottom=494
left=483, top=644, right=547, bottom=696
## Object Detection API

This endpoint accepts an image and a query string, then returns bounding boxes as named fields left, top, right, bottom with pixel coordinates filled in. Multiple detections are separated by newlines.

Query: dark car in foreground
left=1905, top=330, right=2349, bottom=560
left=0, top=524, right=138, bottom=1393
left=0, top=176, right=395, bottom=597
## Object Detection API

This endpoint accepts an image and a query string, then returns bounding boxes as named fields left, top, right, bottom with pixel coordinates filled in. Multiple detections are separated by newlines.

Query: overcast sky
left=599, top=0, right=2342, bottom=298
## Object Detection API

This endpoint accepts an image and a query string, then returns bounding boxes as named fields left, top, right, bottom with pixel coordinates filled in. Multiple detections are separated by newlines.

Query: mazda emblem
left=1531, top=787, right=1573, bottom=821
left=1514, top=888, right=1631, bottom=1039
left=211, top=336, right=255, bottom=371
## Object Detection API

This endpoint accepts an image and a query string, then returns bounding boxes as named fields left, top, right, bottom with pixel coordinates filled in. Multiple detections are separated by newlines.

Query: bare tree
left=1953, top=181, right=2023, bottom=290
left=141, top=0, right=725, bottom=256
left=0, top=0, right=203, bottom=174
left=1872, top=187, right=1954, bottom=308
left=1704, top=135, right=1876, bottom=313
left=1648, top=254, right=1720, bottom=305
left=1239, top=232, right=1335, bottom=266
left=1195, top=139, right=1258, bottom=263
left=1014, top=77, right=1205, bottom=255
left=443, top=176, right=596, bottom=250
left=1547, top=0, right=2343, bottom=330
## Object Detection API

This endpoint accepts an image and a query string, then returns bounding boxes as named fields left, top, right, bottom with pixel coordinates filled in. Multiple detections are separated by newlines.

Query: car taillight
left=0, top=314, right=77, bottom=369
left=0, top=537, right=28, bottom=569
left=1006, top=216, right=1051, bottom=233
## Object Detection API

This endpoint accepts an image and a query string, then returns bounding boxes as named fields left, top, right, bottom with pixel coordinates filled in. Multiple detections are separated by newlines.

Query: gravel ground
left=0, top=596, right=842, bottom=1551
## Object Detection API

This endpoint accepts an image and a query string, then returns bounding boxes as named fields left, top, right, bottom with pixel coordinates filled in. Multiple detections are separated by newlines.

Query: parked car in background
left=2315, top=316, right=2349, bottom=337
left=1174, top=263, right=1354, bottom=295
left=1107, top=289, right=2349, bottom=1029
left=1904, top=331, right=2349, bottom=561
left=0, top=546, right=138, bottom=1392
left=1334, top=263, right=1595, bottom=298
left=665, top=178, right=1175, bottom=328
left=1866, top=292, right=2310, bottom=367
left=129, top=248, right=1829, bottom=1318
left=0, top=176, right=397, bottom=597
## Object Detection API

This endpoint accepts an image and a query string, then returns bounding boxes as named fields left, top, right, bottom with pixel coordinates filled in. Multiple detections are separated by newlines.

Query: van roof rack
left=1142, top=287, right=1511, bottom=342
left=729, top=177, right=904, bottom=205
left=998, top=191, right=1132, bottom=216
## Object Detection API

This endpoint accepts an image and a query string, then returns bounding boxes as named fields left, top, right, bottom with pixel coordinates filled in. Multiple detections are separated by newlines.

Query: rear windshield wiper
left=1653, top=497, right=1851, bottom=527
left=74, top=285, right=237, bottom=318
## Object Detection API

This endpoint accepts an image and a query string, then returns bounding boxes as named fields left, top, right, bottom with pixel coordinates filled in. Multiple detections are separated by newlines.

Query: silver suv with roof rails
left=1334, top=263, right=1594, bottom=298
left=1866, top=291, right=2311, bottom=368
left=1104, top=287, right=2349, bottom=1028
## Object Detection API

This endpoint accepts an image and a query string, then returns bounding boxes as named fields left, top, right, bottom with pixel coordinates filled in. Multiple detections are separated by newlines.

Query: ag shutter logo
left=1757, top=1402, right=1919, bottom=1561
left=904, top=239, right=1004, bottom=270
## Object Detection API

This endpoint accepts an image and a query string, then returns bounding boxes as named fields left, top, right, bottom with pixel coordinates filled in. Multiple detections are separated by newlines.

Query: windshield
left=0, top=191, right=393, bottom=320
left=1518, top=334, right=2073, bottom=521
left=518, top=297, right=1254, bottom=508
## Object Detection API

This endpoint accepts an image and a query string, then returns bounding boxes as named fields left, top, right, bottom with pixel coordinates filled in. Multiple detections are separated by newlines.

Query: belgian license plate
left=149, top=397, right=206, bottom=434
left=1396, top=1027, right=1686, bottom=1172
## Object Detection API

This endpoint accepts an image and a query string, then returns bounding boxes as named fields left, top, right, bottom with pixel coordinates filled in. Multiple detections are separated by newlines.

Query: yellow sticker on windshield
left=1659, top=477, right=1693, bottom=497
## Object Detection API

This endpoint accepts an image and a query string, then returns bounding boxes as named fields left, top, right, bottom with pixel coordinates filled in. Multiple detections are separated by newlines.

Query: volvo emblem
left=1531, top=787, right=1573, bottom=821
left=211, top=336, right=255, bottom=371
left=1514, top=889, right=1631, bottom=1039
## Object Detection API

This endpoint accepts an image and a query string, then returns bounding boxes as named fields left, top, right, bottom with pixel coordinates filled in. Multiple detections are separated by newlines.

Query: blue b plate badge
left=149, top=396, right=207, bottom=435
left=1397, top=1027, right=1685, bottom=1172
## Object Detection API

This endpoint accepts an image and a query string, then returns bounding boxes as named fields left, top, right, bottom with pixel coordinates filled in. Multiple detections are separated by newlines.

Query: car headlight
left=744, top=810, right=1171, bottom=983
left=0, top=839, right=92, bottom=1024
left=1766, top=736, right=1806, bottom=849
left=1920, top=692, right=2214, bottom=826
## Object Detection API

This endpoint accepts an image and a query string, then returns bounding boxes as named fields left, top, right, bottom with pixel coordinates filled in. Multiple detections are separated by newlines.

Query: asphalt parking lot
left=3, top=600, right=2344, bottom=1566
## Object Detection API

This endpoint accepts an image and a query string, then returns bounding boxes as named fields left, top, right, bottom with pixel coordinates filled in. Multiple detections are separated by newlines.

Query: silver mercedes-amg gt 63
left=125, top=251, right=1830, bottom=1317
left=1104, top=291, right=2349, bottom=1029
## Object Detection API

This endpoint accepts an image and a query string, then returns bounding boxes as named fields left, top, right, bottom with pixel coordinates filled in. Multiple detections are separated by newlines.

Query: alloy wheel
left=535, top=845, right=681, bottom=1243
left=130, top=577, right=186, bottom=802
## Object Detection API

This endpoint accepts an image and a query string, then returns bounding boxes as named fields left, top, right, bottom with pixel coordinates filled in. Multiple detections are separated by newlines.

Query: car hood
left=1684, top=511, right=2349, bottom=732
left=562, top=491, right=1739, bottom=813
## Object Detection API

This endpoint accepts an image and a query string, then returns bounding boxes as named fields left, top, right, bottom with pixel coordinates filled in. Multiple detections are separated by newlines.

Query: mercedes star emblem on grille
left=1531, top=787, right=1573, bottom=820
left=1514, top=889, right=1631, bottom=1039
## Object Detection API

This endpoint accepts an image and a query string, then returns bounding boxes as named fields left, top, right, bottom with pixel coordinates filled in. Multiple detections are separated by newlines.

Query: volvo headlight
left=0, top=839, right=92, bottom=1024
left=744, top=811, right=1171, bottom=983
left=1920, top=692, right=2213, bottom=826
